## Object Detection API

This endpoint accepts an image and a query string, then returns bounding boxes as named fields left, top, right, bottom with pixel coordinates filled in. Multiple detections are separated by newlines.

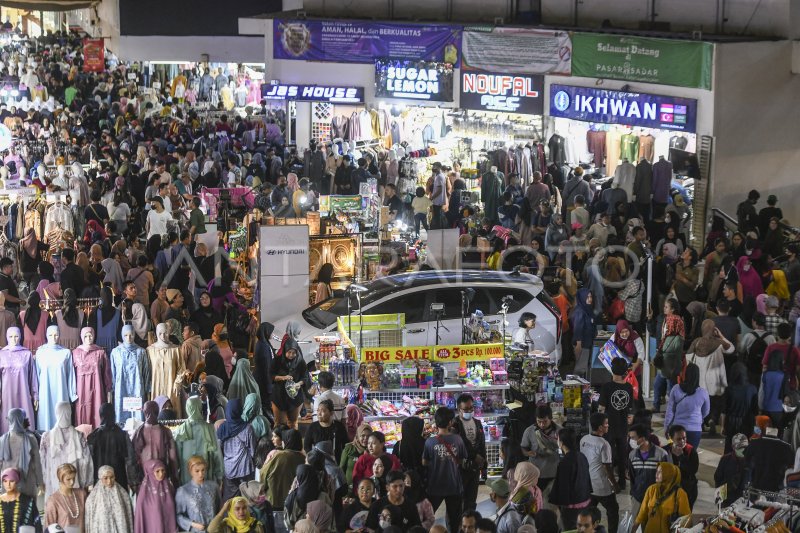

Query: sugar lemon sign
left=360, top=343, right=502, bottom=363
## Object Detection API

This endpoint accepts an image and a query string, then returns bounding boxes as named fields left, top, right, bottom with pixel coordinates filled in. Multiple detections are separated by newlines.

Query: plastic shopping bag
left=617, top=511, right=634, bottom=533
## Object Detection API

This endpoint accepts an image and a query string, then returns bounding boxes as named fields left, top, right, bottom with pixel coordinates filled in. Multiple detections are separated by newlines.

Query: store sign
left=274, top=19, right=461, bottom=66
left=460, top=71, right=543, bottom=114
left=261, top=83, right=364, bottom=103
left=462, top=28, right=571, bottom=75
left=360, top=343, right=503, bottom=363
left=571, top=33, right=713, bottom=90
left=375, top=60, right=454, bottom=102
left=549, top=84, right=697, bottom=133
left=82, top=38, right=104, bottom=73
left=319, top=195, right=364, bottom=216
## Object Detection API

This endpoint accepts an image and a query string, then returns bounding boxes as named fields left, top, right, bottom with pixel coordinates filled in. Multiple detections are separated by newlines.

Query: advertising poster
left=83, top=38, right=105, bottom=72
left=462, top=28, right=571, bottom=75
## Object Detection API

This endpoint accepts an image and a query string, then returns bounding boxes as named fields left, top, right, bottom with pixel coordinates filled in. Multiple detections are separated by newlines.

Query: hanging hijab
left=130, top=303, right=150, bottom=340
left=216, top=398, right=249, bottom=443
left=227, top=358, right=259, bottom=402
left=689, top=320, right=724, bottom=357
left=737, top=256, right=763, bottom=299
left=134, top=459, right=177, bottom=533
left=0, top=408, right=32, bottom=476
left=679, top=363, right=701, bottom=395
left=650, top=462, right=682, bottom=517
left=20, top=227, right=38, bottom=258
left=242, top=393, right=270, bottom=440
left=85, top=466, right=134, bottom=533
left=345, top=405, right=364, bottom=442
left=99, top=286, right=115, bottom=327
left=61, top=288, right=80, bottom=328
left=24, top=291, right=41, bottom=333
left=223, top=496, right=257, bottom=533
left=612, top=319, right=639, bottom=360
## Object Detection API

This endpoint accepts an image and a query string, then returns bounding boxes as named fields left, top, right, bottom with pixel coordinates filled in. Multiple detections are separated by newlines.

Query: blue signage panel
left=261, top=84, right=364, bottom=103
left=549, top=84, right=697, bottom=133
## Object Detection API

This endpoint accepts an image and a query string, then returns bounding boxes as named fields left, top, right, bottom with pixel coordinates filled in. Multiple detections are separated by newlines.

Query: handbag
left=653, top=350, right=665, bottom=369
left=625, top=371, right=640, bottom=401
left=609, top=298, right=625, bottom=321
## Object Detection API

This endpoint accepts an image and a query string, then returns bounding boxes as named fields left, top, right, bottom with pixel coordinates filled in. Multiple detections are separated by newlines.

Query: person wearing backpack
left=739, top=312, right=775, bottom=386
left=761, top=322, right=800, bottom=391
left=759, top=350, right=789, bottom=429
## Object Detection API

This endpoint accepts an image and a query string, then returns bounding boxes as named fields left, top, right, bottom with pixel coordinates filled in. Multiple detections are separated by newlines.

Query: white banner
left=462, top=28, right=572, bottom=75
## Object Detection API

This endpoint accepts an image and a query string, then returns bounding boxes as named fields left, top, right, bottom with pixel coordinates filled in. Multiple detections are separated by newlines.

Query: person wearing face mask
left=627, top=424, right=668, bottom=525
left=451, top=394, right=486, bottom=513
left=714, top=434, right=749, bottom=506
left=365, top=470, right=421, bottom=531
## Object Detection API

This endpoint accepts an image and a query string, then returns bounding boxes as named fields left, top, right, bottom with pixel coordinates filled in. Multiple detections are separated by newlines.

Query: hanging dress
left=72, top=342, right=113, bottom=428
left=110, top=342, right=151, bottom=426
left=0, top=344, right=37, bottom=433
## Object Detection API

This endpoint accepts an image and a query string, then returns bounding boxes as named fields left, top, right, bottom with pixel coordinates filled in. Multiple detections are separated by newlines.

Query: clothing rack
left=42, top=297, right=101, bottom=315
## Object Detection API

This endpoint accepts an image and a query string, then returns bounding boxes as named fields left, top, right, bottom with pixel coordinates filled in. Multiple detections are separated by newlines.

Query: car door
left=364, top=288, right=433, bottom=347
left=424, top=287, right=495, bottom=345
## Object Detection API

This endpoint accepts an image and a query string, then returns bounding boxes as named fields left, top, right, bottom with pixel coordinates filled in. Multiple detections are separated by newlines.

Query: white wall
left=710, top=40, right=800, bottom=225
left=299, top=0, right=515, bottom=22
left=541, top=0, right=788, bottom=37
left=114, top=35, right=264, bottom=63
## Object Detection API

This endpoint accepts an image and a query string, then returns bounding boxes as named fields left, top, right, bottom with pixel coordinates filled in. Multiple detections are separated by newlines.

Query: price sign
left=122, top=397, right=142, bottom=412
left=152, top=82, right=161, bottom=90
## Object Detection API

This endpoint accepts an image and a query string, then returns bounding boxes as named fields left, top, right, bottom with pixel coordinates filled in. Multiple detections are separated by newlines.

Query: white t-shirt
left=147, top=209, right=173, bottom=239
left=579, top=433, right=614, bottom=497
left=513, top=327, right=535, bottom=349
left=312, top=389, right=346, bottom=422
left=109, top=202, right=131, bottom=222
left=461, top=417, right=478, bottom=446
left=431, top=172, right=447, bottom=206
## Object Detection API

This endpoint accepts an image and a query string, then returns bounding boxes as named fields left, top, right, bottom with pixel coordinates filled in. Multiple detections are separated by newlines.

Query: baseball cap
left=487, top=477, right=510, bottom=498
left=732, top=433, right=749, bottom=450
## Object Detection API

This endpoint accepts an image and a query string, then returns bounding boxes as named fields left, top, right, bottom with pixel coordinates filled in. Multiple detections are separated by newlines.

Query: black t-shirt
left=302, top=420, right=349, bottom=463
left=338, top=500, right=371, bottom=532
left=84, top=202, right=109, bottom=224
left=384, top=195, right=403, bottom=217
left=0, top=273, right=18, bottom=311
left=727, top=297, right=743, bottom=318
left=745, top=437, right=794, bottom=491
left=712, top=315, right=741, bottom=345
left=365, top=496, right=421, bottom=531
left=599, top=381, right=634, bottom=437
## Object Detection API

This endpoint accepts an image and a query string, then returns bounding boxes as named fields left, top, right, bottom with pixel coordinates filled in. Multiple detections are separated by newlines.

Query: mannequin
left=0, top=293, right=17, bottom=347
left=110, top=325, right=151, bottom=426
left=481, top=165, right=503, bottom=226
left=173, top=397, right=224, bottom=487
left=40, top=402, right=93, bottom=499
left=0, top=328, right=37, bottom=434
left=44, top=463, right=88, bottom=532
left=0, top=409, right=43, bottom=497
left=87, top=403, right=136, bottom=491
left=132, top=401, right=179, bottom=489
left=72, top=328, right=112, bottom=427
left=147, top=323, right=186, bottom=419
left=35, top=326, right=77, bottom=431
left=55, top=289, right=84, bottom=350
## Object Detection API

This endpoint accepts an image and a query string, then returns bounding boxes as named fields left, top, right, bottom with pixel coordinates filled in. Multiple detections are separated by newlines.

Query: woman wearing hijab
left=688, top=320, right=733, bottom=434
left=242, top=393, right=271, bottom=442
left=306, top=498, right=334, bottom=533
left=655, top=299, right=686, bottom=397
left=270, top=339, right=307, bottom=428
left=191, top=292, right=224, bottom=341
left=135, top=459, right=178, bottom=533
left=18, top=228, right=46, bottom=284
left=0, top=409, right=43, bottom=498
left=228, top=358, right=259, bottom=403
left=253, top=322, right=275, bottom=417
left=85, top=465, right=134, bottom=533
left=665, top=364, right=710, bottom=449
left=36, top=261, right=60, bottom=300
left=285, top=464, right=327, bottom=531
left=217, top=398, right=257, bottom=501
left=392, top=416, right=425, bottom=480
left=723, top=364, right=758, bottom=453
left=175, top=397, right=224, bottom=487
left=208, top=495, right=265, bottom=533
left=737, top=256, right=763, bottom=300
left=101, top=256, right=125, bottom=295
left=344, top=405, right=364, bottom=441
left=40, top=401, right=94, bottom=499
left=208, top=269, right=247, bottom=315
left=0, top=468, right=41, bottom=532
left=213, top=324, right=235, bottom=376
left=570, top=288, right=596, bottom=378
left=202, top=376, right=228, bottom=424
left=155, top=395, right=178, bottom=422
left=510, top=462, right=544, bottom=519
left=19, top=290, right=46, bottom=356
left=87, top=403, right=135, bottom=489
left=610, top=318, right=644, bottom=375
left=204, top=350, right=230, bottom=391
left=633, top=462, right=691, bottom=533
left=340, top=424, right=372, bottom=490
left=760, top=350, right=788, bottom=429
left=132, top=400, right=180, bottom=488
left=130, top=302, right=150, bottom=348
left=82, top=219, right=107, bottom=247
left=54, top=288, right=84, bottom=350
left=763, top=217, right=785, bottom=260
left=89, top=286, right=122, bottom=354
left=260, top=428, right=306, bottom=508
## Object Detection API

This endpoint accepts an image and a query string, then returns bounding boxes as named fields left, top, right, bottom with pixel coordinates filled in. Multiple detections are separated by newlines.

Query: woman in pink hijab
left=737, top=256, right=763, bottom=300
left=344, top=405, right=364, bottom=441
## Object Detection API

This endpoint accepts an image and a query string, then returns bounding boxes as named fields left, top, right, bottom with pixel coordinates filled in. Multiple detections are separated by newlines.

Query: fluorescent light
left=391, top=92, right=432, bottom=100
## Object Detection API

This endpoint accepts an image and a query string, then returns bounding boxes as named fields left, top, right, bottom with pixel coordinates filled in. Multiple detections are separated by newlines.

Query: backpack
left=746, top=331, right=770, bottom=376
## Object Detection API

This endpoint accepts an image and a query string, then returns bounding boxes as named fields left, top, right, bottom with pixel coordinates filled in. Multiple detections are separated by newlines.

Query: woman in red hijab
left=82, top=219, right=107, bottom=247
left=612, top=319, right=645, bottom=374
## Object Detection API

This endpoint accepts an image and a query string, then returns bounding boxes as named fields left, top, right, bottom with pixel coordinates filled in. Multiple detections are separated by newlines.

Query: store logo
left=553, top=90, right=570, bottom=112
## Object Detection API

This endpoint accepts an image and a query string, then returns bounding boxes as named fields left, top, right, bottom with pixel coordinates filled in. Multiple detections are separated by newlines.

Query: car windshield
left=301, top=289, right=387, bottom=329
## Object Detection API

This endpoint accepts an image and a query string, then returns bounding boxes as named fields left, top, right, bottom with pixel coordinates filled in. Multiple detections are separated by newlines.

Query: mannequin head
left=156, top=323, right=170, bottom=345
left=5, top=327, right=20, bottom=348
left=121, top=325, right=135, bottom=347
left=81, top=327, right=95, bottom=347
left=46, top=325, right=59, bottom=345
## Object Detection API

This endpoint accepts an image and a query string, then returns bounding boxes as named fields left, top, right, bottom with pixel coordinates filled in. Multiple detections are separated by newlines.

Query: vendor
left=512, top=312, right=537, bottom=351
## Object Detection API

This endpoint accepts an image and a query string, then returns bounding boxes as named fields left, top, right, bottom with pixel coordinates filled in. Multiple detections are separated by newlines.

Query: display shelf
left=364, top=384, right=510, bottom=394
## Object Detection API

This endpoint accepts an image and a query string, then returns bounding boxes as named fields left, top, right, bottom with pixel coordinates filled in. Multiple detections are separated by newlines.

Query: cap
left=571, top=222, right=583, bottom=230
left=487, top=477, right=510, bottom=498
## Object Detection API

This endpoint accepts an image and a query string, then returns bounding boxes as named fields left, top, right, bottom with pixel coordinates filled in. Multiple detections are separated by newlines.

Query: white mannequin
left=153, top=323, right=171, bottom=348
left=57, top=164, right=65, bottom=179
left=46, top=325, right=60, bottom=346
left=81, top=328, right=94, bottom=348
left=7, top=327, right=19, bottom=347
left=122, top=327, right=136, bottom=347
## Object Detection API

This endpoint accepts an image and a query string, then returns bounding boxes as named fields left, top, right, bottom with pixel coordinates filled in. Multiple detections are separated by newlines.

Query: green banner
left=571, top=33, right=713, bottom=90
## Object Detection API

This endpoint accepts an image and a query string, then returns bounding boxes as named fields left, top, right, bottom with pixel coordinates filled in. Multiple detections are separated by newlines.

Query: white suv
left=274, top=270, right=562, bottom=361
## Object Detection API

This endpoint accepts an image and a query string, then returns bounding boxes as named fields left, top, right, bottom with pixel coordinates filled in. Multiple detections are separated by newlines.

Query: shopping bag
left=617, top=511, right=634, bottom=533
left=625, top=371, right=640, bottom=400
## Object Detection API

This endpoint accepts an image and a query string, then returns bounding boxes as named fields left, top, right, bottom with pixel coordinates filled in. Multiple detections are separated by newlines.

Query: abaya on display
left=72, top=327, right=113, bottom=427
left=134, top=459, right=178, bottom=533
left=87, top=403, right=137, bottom=490
left=132, top=401, right=180, bottom=487
left=147, top=335, right=185, bottom=419
left=40, top=401, right=94, bottom=499
left=0, top=409, right=43, bottom=498
left=174, top=397, right=224, bottom=486
left=110, top=326, right=152, bottom=425
left=0, top=328, right=37, bottom=434
left=35, top=326, right=78, bottom=431
left=85, top=465, right=134, bottom=533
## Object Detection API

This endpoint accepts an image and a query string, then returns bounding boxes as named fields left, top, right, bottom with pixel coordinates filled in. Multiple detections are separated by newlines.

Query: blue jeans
left=653, top=373, right=674, bottom=411
left=685, top=430, right=702, bottom=449
left=414, top=212, right=429, bottom=235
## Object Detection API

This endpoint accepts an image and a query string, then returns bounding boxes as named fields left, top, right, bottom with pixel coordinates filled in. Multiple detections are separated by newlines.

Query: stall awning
left=0, top=0, right=96, bottom=11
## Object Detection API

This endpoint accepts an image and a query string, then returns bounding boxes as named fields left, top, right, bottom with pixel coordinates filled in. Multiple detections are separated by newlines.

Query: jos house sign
left=375, top=59, right=454, bottom=102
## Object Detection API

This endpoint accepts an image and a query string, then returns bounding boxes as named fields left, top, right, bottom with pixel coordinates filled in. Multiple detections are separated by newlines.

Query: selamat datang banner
left=462, top=28, right=571, bottom=75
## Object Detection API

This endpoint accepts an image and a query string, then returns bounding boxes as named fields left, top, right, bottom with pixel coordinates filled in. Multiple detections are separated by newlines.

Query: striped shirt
left=629, top=444, right=668, bottom=501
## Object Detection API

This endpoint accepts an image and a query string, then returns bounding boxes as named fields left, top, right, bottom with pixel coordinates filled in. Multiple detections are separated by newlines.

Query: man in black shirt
left=58, top=248, right=85, bottom=298
left=722, top=282, right=743, bottom=318
left=366, top=471, right=422, bottom=530
left=744, top=426, right=794, bottom=491
left=0, top=258, right=20, bottom=313
left=599, top=358, right=633, bottom=489
left=383, top=183, right=404, bottom=222
left=84, top=189, right=110, bottom=226
left=302, top=400, right=349, bottom=463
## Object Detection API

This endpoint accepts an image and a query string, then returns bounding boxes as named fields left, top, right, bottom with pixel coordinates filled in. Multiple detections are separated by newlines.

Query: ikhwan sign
left=549, top=84, right=697, bottom=133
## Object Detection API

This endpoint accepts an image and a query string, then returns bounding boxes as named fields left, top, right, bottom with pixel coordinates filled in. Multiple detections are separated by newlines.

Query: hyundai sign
left=375, top=59, right=454, bottom=102
left=261, top=83, right=364, bottom=103
left=549, top=84, right=697, bottom=133
left=460, top=71, right=543, bottom=115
